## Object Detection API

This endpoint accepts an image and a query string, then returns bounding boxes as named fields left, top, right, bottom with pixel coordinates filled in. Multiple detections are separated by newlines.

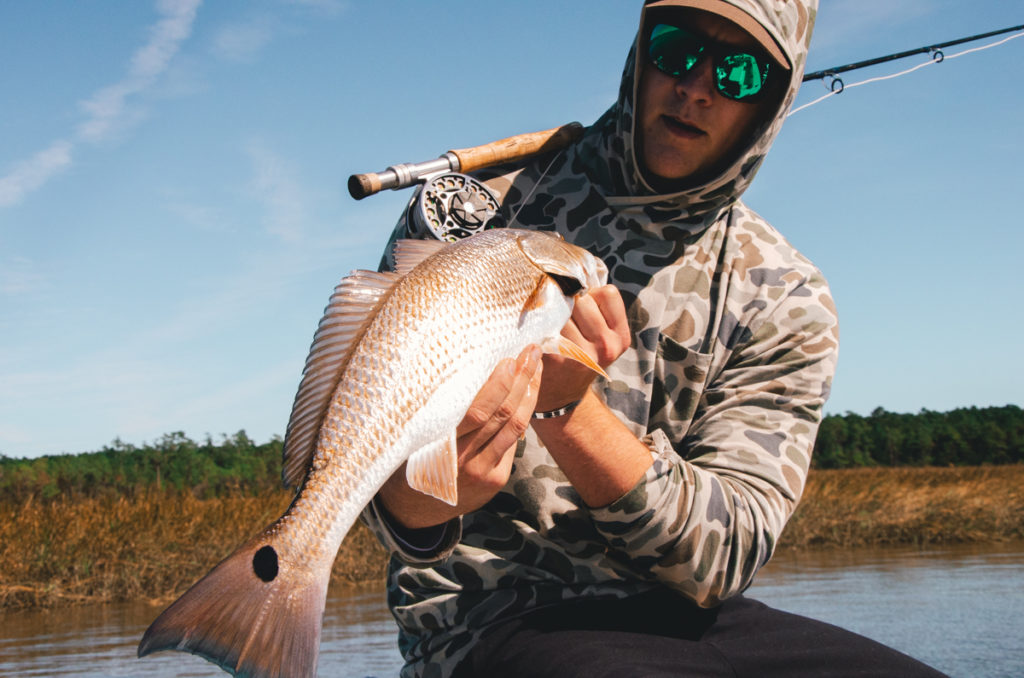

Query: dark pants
left=451, top=590, right=948, bottom=677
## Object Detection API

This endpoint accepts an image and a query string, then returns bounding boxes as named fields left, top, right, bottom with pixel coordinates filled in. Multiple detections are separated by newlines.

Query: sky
left=1, top=1, right=1022, bottom=459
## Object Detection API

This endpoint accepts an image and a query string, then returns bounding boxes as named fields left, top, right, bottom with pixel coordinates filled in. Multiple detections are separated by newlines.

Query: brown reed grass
left=781, top=465, right=1024, bottom=548
left=2, top=465, right=1022, bottom=609
left=0, top=489, right=388, bottom=610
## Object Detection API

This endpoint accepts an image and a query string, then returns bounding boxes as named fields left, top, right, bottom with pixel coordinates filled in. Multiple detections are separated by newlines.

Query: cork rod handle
left=448, top=122, right=584, bottom=173
left=347, top=122, right=584, bottom=200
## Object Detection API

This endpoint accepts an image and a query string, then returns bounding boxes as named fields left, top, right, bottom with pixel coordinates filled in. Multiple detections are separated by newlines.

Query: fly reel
left=410, top=172, right=505, bottom=242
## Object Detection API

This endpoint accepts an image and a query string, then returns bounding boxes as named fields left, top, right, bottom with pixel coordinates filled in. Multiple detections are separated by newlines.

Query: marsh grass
left=0, top=489, right=387, bottom=609
left=781, top=466, right=1024, bottom=547
left=3, top=465, right=1022, bottom=609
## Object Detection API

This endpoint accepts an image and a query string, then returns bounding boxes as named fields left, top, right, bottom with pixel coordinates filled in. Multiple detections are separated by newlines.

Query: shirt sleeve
left=360, top=498, right=463, bottom=567
left=589, top=270, right=839, bottom=607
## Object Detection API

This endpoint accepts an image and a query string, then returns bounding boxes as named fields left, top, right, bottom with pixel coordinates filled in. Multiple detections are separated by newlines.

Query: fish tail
left=138, top=533, right=329, bottom=678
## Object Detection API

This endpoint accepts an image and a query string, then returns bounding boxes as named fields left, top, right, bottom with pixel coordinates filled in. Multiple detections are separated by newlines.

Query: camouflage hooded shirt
left=363, top=1, right=835, bottom=676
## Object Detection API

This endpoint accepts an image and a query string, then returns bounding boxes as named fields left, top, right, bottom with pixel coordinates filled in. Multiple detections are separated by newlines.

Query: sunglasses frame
left=645, top=22, right=773, bottom=102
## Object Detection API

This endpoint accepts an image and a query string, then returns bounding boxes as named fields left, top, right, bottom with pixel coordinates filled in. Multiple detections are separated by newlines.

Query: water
left=748, top=541, right=1024, bottom=678
left=1, top=543, right=1021, bottom=677
left=0, top=583, right=403, bottom=678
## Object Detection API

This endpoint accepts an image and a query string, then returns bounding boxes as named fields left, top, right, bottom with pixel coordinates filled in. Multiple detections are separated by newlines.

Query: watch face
left=414, top=173, right=504, bottom=242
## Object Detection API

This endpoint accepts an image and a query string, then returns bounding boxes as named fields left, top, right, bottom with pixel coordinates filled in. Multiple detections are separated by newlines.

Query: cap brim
left=644, top=0, right=789, bottom=69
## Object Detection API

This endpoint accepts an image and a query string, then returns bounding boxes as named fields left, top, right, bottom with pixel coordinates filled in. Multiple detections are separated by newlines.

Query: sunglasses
left=646, top=23, right=771, bottom=101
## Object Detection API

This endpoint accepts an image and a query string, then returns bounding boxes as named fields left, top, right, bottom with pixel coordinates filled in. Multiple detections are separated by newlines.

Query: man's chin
left=638, top=154, right=702, bottom=193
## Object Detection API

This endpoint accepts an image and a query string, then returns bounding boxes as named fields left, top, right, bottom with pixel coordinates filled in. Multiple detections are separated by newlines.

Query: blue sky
left=2, top=1, right=1022, bottom=458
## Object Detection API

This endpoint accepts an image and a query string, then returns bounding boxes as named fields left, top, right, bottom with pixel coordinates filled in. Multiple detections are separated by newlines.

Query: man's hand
left=378, top=345, right=543, bottom=529
left=531, top=283, right=653, bottom=508
left=534, top=284, right=631, bottom=413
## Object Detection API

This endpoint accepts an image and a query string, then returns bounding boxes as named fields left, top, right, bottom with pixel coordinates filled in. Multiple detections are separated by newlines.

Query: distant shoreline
left=2, top=465, right=1021, bottom=610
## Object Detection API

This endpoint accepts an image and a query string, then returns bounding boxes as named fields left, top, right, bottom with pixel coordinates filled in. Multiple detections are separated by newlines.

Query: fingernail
left=526, top=345, right=542, bottom=371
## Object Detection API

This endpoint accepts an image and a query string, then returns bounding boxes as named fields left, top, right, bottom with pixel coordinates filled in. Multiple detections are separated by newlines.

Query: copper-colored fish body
left=138, top=229, right=607, bottom=677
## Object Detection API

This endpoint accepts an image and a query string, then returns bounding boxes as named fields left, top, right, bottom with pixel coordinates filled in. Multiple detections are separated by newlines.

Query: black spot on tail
left=252, top=545, right=279, bottom=582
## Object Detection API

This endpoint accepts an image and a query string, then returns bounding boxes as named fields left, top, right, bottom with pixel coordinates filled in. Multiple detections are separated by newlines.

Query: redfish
left=138, top=229, right=608, bottom=677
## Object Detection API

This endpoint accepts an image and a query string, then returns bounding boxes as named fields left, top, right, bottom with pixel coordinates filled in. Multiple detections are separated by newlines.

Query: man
left=365, top=1, right=948, bottom=676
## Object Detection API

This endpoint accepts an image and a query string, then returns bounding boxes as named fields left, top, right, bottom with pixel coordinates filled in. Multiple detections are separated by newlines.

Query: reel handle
left=348, top=122, right=584, bottom=200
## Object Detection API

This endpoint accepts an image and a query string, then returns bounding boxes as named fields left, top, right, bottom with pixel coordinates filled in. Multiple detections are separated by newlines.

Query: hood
left=470, top=0, right=818, bottom=245
left=579, top=0, right=817, bottom=218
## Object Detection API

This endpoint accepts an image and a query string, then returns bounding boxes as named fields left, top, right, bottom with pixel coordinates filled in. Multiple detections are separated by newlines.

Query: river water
left=1, top=542, right=1021, bottom=677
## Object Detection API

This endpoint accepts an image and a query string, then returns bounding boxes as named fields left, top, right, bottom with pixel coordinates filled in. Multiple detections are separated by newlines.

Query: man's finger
left=473, top=355, right=543, bottom=469
left=458, top=357, right=517, bottom=436
left=591, top=285, right=629, bottom=334
left=569, top=292, right=607, bottom=343
left=457, top=345, right=542, bottom=441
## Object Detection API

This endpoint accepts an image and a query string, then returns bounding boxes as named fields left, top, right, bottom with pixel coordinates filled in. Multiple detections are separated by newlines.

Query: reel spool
left=411, top=172, right=505, bottom=242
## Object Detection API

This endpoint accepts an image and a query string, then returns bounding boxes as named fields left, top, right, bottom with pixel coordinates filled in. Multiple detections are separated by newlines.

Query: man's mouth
left=661, top=116, right=705, bottom=138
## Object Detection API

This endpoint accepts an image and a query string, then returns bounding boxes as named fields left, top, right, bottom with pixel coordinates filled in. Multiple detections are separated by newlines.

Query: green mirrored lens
left=648, top=24, right=703, bottom=77
left=716, top=54, right=767, bottom=100
left=647, top=22, right=769, bottom=101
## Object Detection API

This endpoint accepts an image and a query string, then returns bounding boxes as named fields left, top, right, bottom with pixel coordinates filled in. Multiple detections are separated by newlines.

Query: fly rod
left=803, top=23, right=1024, bottom=83
left=348, top=122, right=584, bottom=200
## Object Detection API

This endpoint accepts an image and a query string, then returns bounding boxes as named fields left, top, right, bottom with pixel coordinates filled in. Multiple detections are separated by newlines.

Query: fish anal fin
left=405, top=431, right=459, bottom=506
left=282, top=270, right=401, bottom=489
left=138, top=534, right=329, bottom=678
left=541, top=336, right=610, bottom=379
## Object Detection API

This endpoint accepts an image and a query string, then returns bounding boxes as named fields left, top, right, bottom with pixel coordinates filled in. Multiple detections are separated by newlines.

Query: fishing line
left=789, top=25, right=1024, bottom=116
left=505, top=148, right=565, bottom=230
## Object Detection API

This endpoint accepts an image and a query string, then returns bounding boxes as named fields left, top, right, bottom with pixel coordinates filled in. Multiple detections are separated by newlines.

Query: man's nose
left=673, top=57, right=715, bottom=105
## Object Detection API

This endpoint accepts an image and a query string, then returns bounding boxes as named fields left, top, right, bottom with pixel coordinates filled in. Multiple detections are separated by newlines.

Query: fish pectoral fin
left=406, top=431, right=459, bottom=506
left=522, top=276, right=555, bottom=312
left=541, top=336, right=610, bottom=379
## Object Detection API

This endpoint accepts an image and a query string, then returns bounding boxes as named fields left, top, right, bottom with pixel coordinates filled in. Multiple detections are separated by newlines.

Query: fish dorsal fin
left=281, top=270, right=401, bottom=488
left=393, top=239, right=448, bottom=277
left=405, top=430, right=459, bottom=506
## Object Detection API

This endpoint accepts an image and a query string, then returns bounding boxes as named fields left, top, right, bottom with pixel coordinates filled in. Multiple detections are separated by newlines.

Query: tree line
left=1, top=405, right=1021, bottom=501
left=0, top=431, right=283, bottom=502
left=812, top=405, right=1023, bottom=468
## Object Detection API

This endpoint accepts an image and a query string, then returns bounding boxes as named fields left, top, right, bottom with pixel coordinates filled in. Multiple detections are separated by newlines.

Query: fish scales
left=298, top=238, right=541, bottom=544
left=138, top=229, right=608, bottom=678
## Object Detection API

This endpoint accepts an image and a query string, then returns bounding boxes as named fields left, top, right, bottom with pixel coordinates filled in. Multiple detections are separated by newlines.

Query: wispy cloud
left=209, top=0, right=350, bottom=63
left=78, top=0, right=201, bottom=142
left=212, top=18, right=274, bottom=63
left=0, top=0, right=201, bottom=208
left=246, top=141, right=309, bottom=243
left=0, top=141, right=73, bottom=208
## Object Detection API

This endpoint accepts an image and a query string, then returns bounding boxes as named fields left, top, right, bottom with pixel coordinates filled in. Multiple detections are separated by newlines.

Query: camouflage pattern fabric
left=363, top=2, right=835, bottom=676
